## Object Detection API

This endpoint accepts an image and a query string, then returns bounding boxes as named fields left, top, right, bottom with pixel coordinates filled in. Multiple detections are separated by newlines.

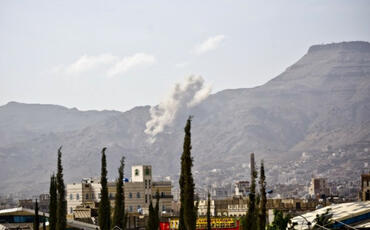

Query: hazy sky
left=1, top=0, right=369, bottom=111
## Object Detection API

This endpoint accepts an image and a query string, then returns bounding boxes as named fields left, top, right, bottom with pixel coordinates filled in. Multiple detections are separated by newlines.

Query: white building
left=66, top=178, right=102, bottom=215
left=234, top=181, right=250, bottom=197
left=197, top=199, right=215, bottom=216
left=67, top=165, right=173, bottom=217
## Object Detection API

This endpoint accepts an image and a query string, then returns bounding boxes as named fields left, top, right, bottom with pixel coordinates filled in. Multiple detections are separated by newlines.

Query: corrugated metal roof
left=291, top=201, right=370, bottom=229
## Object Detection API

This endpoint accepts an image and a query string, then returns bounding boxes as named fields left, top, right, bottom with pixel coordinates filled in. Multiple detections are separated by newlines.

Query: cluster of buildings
left=66, top=165, right=173, bottom=224
left=1, top=162, right=370, bottom=230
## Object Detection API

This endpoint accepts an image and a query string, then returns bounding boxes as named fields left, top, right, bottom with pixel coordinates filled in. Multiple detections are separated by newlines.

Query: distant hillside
left=1, top=41, right=369, bottom=195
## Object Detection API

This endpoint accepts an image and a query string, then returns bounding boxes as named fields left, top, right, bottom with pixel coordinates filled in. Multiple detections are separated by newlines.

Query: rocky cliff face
left=1, top=41, right=369, bottom=195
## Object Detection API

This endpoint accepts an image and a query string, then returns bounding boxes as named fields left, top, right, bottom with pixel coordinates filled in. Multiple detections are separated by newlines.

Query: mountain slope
left=0, top=41, right=369, bottom=195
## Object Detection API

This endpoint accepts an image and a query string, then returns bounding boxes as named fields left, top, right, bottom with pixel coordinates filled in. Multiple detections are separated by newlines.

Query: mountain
left=1, top=41, right=369, bottom=195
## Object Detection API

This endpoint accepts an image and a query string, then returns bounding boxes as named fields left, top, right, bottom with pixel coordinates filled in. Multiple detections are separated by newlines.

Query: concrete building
left=125, top=165, right=173, bottom=215
left=125, top=165, right=152, bottom=214
left=211, top=185, right=233, bottom=200
left=197, top=198, right=216, bottom=216
left=38, top=194, right=50, bottom=213
left=213, top=196, right=248, bottom=217
left=234, top=181, right=250, bottom=197
left=66, top=165, right=173, bottom=218
left=360, top=173, right=370, bottom=201
left=152, top=181, right=173, bottom=214
left=66, top=178, right=104, bottom=216
left=309, top=178, right=330, bottom=198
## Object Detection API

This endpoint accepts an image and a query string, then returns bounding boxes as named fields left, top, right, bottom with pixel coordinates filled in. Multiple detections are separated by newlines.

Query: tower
left=250, top=152, right=255, bottom=176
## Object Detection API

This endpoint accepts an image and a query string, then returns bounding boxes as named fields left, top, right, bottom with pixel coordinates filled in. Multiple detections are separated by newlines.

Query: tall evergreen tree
left=244, top=152, right=257, bottom=230
left=259, top=160, right=267, bottom=230
left=49, top=174, right=57, bottom=230
left=42, top=213, right=46, bottom=230
left=33, top=199, right=40, bottom=230
left=179, top=116, right=197, bottom=230
left=56, top=147, right=66, bottom=230
left=113, top=156, right=126, bottom=230
left=98, top=147, right=111, bottom=230
left=154, top=190, right=160, bottom=230
left=146, top=200, right=155, bottom=230
left=206, top=192, right=211, bottom=230
left=267, top=210, right=291, bottom=230
left=179, top=168, right=185, bottom=230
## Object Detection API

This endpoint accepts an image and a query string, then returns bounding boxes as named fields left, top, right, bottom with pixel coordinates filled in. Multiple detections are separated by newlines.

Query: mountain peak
left=308, top=41, right=370, bottom=54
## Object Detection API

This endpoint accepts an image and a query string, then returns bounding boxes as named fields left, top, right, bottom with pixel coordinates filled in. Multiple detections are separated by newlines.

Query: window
left=69, top=194, right=73, bottom=200
left=145, top=194, right=148, bottom=203
left=129, top=206, right=133, bottom=212
left=109, top=193, right=113, bottom=199
left=137, top=205, right=141, bottom=210
left=135, top=169, right=139, bottom=176
left=162, top=205, right=165, bottom=211
left=149, top=180, right=151, bottom=188
left=136, top=192, right=140, bottom=198
left=129, top=192, right=132, bottom=198
left=145, top=167, right=150, bottom=176
left=70, top=207, right=73, bottom=214
left=76, top=193, right=80, bottom=200
left=161, top=192, right=165, bottom=197
left=145, top=180, right=147, bottom=189
left=86, top=193, right=89, bottom=199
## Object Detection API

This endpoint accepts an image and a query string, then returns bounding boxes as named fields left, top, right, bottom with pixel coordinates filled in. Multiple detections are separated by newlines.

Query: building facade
left=234, top=181, right=250, bottom=197
left=309, top=178, right=330, bottom=198
left=66, top=165, right=173, bottom=217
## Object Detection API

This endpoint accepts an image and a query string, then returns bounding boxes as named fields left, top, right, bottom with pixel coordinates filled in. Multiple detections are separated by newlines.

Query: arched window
left=76, top=193, right=80, bottom=200
left=136, top=192, right=140, bottom=198
left=129, top=192, right=132, bottom=198
left=85, top=193, right=89, bottom=199
left=69, top=194, right=73, bottom=200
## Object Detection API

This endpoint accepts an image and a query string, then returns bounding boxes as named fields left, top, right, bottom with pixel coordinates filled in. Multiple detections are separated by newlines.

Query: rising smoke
left=144, top=75, right=211, bottom=143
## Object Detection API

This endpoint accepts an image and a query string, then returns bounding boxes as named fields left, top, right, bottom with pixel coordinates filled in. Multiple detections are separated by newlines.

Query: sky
left=0, top=0, right=369, bottom=112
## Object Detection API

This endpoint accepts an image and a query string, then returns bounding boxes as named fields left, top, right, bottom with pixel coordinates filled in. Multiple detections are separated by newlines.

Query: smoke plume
left=145, top=75, right=211, bottom=143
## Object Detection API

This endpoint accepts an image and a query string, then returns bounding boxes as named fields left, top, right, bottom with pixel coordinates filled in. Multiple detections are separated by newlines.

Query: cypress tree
left=259, top=160, right=267, bottom=230
left=113, top=156, right=126, bottom=229
left=33, top=199, right=39, bottom=230
left=154, top=190, right=160, bottom=230
left=146, top=200, right=155, bottom=230
left=179, top=116, right=197, bottom=230
left=42, top=213, right=46, bottom=230
left=206, top=192, right=211, bottom=230
left=56, top=147, right=66, bottom=230
left=244, top=152, right=257, bottom=230
left=267, top=210, right=291, bottom=230
left=179, top=167, right=185, bottom=230
left=49, top=174, right=57, bottom=230
left=98, top=147, right=111, bottom=230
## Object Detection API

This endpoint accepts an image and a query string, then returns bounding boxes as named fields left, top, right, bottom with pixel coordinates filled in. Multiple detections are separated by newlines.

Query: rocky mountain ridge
left=0, top=41, right=369, bottom=195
